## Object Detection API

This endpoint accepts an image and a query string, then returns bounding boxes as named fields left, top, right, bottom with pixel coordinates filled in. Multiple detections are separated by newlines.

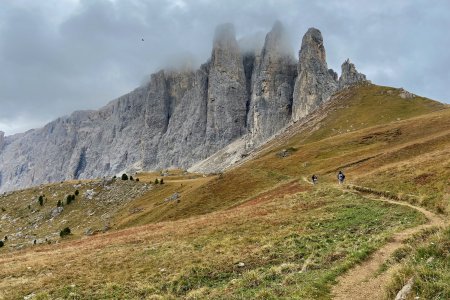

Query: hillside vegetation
left=122, top=84, right=448, bottom=224
left=0, top=84, right=449, bottom=299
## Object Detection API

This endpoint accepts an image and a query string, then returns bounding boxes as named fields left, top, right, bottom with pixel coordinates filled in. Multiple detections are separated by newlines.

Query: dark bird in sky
left=141, top=38, right=144, bottom=41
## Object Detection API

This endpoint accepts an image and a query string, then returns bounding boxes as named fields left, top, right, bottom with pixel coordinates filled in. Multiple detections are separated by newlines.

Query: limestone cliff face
left=247, top=21, right=297, bottom=146
left=155, top=66, right=209, bottom=168
left=0, top=23, right=368, bottom=192
left=206, top=23, right=248, bottom=150
left=292, top=28, right=338, bottom=121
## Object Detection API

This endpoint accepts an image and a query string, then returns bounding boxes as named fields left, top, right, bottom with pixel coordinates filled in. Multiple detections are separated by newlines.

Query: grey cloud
left=0, top=0, right=449, bottom=135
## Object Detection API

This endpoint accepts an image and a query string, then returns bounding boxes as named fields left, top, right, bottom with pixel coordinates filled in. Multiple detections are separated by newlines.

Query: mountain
left=0, top=22, right=369, bottom=192
left=0, top=82, right=447, bottom=299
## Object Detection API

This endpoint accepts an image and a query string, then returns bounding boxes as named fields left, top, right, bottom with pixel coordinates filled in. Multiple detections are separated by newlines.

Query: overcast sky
left=1, top=0, right=449, bottom=135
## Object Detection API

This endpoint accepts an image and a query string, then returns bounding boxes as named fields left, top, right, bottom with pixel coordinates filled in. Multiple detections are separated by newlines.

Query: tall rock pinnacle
left=292, top=28, right=338, bottom=121
left=338, top=58, right=368, bottom=88
left=206, top=23, right=248, bottom=149
left=247, top=21, right=297, bottom=145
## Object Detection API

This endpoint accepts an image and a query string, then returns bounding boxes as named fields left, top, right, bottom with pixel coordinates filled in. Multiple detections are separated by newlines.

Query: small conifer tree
left=38, top=195, right=44, bottom=206
left=154, top=178, right=159, bottom=184
left=122, top=173, right=128, bottom=180
left=60, top=227, right=71, bottom=237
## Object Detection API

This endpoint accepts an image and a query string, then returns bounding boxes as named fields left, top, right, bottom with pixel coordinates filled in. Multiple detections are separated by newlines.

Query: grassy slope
left=119, top=84, right=447, bottom=226
left=0, top=179, right=155, bottom=253
left=384, top=226, right=450, bottom=299
left=0, top=185, right=425, bottom=299
left=0, top=84, right=449, bottom=299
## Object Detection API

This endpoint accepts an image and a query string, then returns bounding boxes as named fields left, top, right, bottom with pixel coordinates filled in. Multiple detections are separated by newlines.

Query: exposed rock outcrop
left=338, top=58, right=368, bottom=88
left=206, top=23, right=248, bottom=149
left=398, top=88, right=416, bottom=99
left=292, top=28, right=338, bottom=121
left=155, top=66, right=209, bottom=167
left=247, top=21, right=297, bottom=146
left=0, top=22, right=370, bottom=192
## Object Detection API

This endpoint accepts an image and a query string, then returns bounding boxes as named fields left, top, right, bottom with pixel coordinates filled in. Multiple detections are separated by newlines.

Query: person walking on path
left=311, top=174, right=318, bottom=185
left=337, top=171, right=345, bottom=185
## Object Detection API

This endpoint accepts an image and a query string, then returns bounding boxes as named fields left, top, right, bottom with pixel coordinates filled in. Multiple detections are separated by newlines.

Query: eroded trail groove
left=331, top=187, right=446, bottom=300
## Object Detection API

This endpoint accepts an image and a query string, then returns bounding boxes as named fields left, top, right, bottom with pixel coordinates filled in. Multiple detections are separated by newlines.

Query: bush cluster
left=66, top=194, right=76, bottom=205
left=60, top=227, right=71, bottom=238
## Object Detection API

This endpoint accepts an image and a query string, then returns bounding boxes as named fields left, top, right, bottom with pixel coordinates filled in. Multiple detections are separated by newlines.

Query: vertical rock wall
left=247, top=21, right=297, bottom=145
left=292, top=28, right=339, bottom=121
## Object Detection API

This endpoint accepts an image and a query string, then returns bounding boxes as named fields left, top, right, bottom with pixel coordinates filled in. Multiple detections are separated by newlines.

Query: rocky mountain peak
left=210, top=23, right=243, bottom=78
left=292, top=27, right=338, bottom=121
left=206, top=23, right=248, bottom=149
left=300, top=27, right=327, bottom=66
left=246, top=21, right=297, bottom=145
left=213, top=23, right=236, bottom=45
left=262, top=21, right=294, bottom=58
left=339, top=58, right=368, bottom=88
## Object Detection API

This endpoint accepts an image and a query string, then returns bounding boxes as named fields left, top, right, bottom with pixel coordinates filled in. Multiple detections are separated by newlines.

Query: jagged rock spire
left=292, top=28, right=338, bottom=121
left=260, top=20, right=293, bottom=57
left=247, top=21, right=297, bottom=145
left=300, top=28, right=327, bottom=66
left=206, top=23, right=248, bottom=149
left=339, top=58, right=367, bottom=88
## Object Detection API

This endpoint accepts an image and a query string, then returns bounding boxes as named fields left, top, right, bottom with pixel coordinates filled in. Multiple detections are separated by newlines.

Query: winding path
left=331, top=186, right=446, bottom=300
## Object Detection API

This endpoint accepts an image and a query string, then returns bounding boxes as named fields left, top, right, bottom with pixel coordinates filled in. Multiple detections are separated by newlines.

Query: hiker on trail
left=337, top=171, right=345, bottom=185
left=311, top=174, right=318, bottom=185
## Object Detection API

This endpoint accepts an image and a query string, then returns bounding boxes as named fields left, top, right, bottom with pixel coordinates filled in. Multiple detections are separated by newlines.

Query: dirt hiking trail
left=331, top=186, right=447, bottom=300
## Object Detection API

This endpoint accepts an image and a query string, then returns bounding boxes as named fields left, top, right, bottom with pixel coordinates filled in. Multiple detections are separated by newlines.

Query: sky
left=1, top=0, right=449, bottom=135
